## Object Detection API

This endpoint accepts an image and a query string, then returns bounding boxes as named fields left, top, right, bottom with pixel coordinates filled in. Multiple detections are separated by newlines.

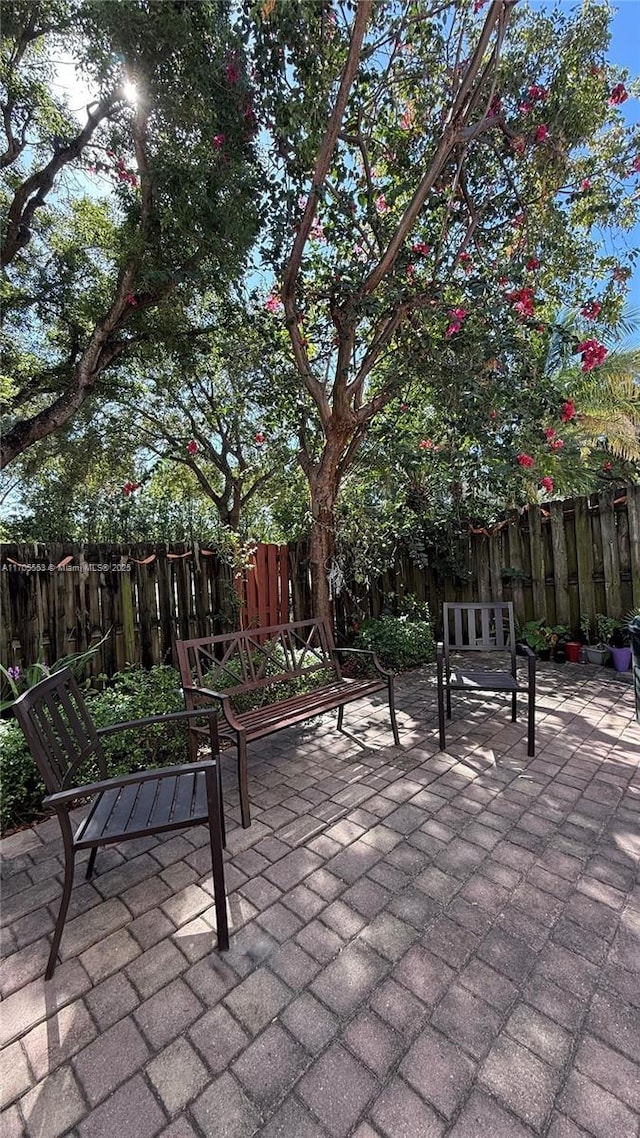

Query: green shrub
left=0, top=665, right=188, bottom=834
left=0, top=719, right=46, bottom=833
left=354, top=613, right=435, bottom=672
left=203, top=641, right=334, bottom=713
left=87, top=666, right=187, bottom=774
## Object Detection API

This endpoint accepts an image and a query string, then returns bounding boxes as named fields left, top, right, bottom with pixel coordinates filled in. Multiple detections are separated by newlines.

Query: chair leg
left=446, top=690, right=452, bottom=720
left=206, top=766, right=229, bottom=951
left=388, top=680, right=400, bottom=746
left=337, top=705, right=344, bottom=732
left=217, top=757, right=226, bottom=849
left=511, top=692, right=517, bottom=722
left=85, top=848, right=98, bottom=880
left=237, top=735, right=251, bottom=829
left=46, top=828, right=75, bottom=981
left=527, top=690, right=535, bottom=757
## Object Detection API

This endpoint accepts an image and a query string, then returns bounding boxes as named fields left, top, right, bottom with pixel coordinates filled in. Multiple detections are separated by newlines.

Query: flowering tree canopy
left=247, top=0, right=639, bottom=622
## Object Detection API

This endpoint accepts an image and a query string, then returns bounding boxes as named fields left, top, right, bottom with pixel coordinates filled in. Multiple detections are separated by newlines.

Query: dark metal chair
left=437, top=601, right=536, bottom=756
left=12, top=668, right=229, bottom=980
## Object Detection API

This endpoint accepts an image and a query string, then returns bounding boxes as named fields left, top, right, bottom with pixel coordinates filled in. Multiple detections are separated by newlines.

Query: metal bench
left=177, top=618, right=400, bottom=827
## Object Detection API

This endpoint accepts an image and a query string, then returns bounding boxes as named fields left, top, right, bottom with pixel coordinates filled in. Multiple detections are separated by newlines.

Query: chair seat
left=449, top=669, right=525, bottom=692
left=75, top=769, right=211, bottom=846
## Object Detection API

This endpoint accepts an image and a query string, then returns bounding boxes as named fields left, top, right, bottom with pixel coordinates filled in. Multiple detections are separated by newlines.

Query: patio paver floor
left=1, top=661, right=638, bottom=1138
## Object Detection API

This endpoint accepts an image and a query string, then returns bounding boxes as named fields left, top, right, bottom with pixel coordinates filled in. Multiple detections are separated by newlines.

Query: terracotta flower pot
left=564, top=641, right=582, bottom=663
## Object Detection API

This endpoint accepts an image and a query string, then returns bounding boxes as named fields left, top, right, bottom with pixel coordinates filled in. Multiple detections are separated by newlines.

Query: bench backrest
left=177, top=620, right=338, bottom=699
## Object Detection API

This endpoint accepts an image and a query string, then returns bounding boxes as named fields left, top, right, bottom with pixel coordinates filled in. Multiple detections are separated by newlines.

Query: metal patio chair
left=12, top=667, right=229, bottom=980
left=437, top=601, right=536, bottom=756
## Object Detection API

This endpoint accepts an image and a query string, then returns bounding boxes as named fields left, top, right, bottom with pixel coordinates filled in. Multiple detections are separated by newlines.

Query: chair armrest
left=331, top=647, right=393, bottom=679
left=96, top=705, right=221, bottom=737
left=516, top=644, right=535, bottom=659
left=43, top=759, right=219, bottom=809
left=183, top=684, right=229, bottom=702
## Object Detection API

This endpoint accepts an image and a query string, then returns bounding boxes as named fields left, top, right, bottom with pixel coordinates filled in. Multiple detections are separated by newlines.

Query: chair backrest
left=12, top=668, right=107, bottom=795
left=442, top=602, right=517, bottom=666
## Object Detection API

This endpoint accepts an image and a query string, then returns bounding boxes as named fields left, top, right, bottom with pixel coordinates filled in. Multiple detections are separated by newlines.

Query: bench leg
left=527, top=690, right=535, bottom=757
left=337, top=705, right=344, bottom=732
left=511, top=692, right=517, bottom=722
left=388, top=680, right=400, bottom=746
left=237, top=735, right=251, bottom=828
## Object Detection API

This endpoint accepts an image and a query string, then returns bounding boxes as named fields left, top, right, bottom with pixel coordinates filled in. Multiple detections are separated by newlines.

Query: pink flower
left=550, top=438, right=564, bottom=451
left=575, top=339, right=608, bottom=372
left=497, top=275, right=509, bottom=286
left=419, top=439, right=434, bottom=449
left=609, top=83, right=628, bottom=106
left=212, top=133, right=226, bottom=149
left=445, top=308, right=467, bottom=338
left=535, top=124, right=549, bottom=143
left=450, top=307, right=467, bottom=320
left=630, top=155, right=640, bottom=174
left=473, top=0, right=488, bottom=11
left=122, top=481, right=141, bottom=496
left=125, top=292, right=138, bottom=306
left=544, top=427, right=556, bottom=440
left=254, top=430, right=265, bottom=445
left=489, top=410, right=498, bottom=420
left=405, top=264, right=415, bottom=280
left=561, top=400, right=576, bottom=422
left=507, top=286, right=535, bottom=319
left=412, top=242, right=430, bottom=256
left=400, top=105, right=414, bottom=131
left=602, top=460, right=613, bottom=472
left=264, top=293, right=282, bottom=314
left=581, top=300, right=601, bottom=320
left=580, top=178, right=592, bottom=192
left=459, top=251, right=473, bottom=270
left=517, top=453, right=534, bottom=468
left=526, top=256, right=540, bottom=271
left=528, top=84, right=548, bottom=102
left=224, top=59, right=240, bottom=84
left=540, top=476, right=554, bottom=494
left=310, top=219, right=325, bottom=241
left=187, top=440, right=198, bottom=455
left=375, top=194, right=389, bottom=214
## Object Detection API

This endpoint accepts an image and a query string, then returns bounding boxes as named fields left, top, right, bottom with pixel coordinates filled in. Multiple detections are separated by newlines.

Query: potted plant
left=563, top=628, right=583, bottom=663
left=609, top=620, right=632, bottom=672
left=518, top=620, right=568, bottom=660
left=582, top=613, right=614, bottom=666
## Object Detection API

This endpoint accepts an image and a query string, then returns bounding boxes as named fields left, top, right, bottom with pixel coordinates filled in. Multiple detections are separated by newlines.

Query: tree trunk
left=307, top=453, right=343, bottom=637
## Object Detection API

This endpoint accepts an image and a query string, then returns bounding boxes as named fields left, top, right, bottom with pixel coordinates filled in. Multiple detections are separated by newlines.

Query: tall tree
left=1, top=0, right=260, bottom=466
left=248, top=0, right=639, bottom=627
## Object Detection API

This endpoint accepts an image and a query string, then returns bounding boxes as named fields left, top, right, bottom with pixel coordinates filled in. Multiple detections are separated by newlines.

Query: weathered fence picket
left=1, top=487, right=637, bottom=673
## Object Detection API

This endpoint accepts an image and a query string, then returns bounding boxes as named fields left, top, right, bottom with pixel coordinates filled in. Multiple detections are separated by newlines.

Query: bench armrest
left=331, top=646, right=393, bottom=679
left=43, top=758, right=219, bottom=809
left=182, top=685, right=242, bottom=731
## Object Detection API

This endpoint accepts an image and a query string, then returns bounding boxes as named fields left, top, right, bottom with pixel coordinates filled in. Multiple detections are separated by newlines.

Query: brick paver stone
left=191, top=1072, right=261, bottom=1138
left=0, top=1040, right=31, bottom=1110
left=20, top=1066, right=86, bottom=1138
left=298, top=1043, right=379, bottom=1138
left=258, top=1096, right=333, bottom=1138
left=232, top=1023, right=309, bottom=1108
left=559, top=1069, right=638, bottom=1138
left=134, top=977, right=203, bottom=1050
left=189, top=1003, right=250, bottom=1073
left=78, top=1073, right=166, bottom=1138
left=224, top=967, right=292, bottom=1034
left=480, top=1034, right=563, bottom=1131
left=574, top=1034, right=640, bottom=1112
left=22, top=998, right=97, bottom=1081
left=73, top=1014, right=150, bottom=1105
left=446, top=1088, right=538, bottom=1137
left=369, top=1077, right=445, bottom=1138
left=343, top=1010, right=405, bottom=1080
left=146, top=1036, right=209, bottom=1115
left=281, top=992, right=339, bottom=1054
left=399, top=1024, right=476, bottom=1119
left=311, top=942, right=389, bottom=1016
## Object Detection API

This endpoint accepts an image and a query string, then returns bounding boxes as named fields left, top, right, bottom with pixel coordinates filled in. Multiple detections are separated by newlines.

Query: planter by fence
left=584, top=646, right=609, bottom=666
left=564, top=641, right=582, bottom=663
left=610, top=645, right=632, bottom=672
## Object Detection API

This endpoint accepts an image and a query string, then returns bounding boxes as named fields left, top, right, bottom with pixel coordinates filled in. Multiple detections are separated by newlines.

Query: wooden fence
left=0, top=541, right=289, bottom=675
left=2, top=486, right=638, bottom=672
left=327, top=484, right=640, bottom=636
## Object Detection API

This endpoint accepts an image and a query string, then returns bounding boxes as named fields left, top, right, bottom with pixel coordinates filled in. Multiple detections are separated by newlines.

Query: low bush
left=0, top=665, right=188, bottom=835
left=354, top=608, right=435, bottom=672
left=203, top=641, right=334, bottom=713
